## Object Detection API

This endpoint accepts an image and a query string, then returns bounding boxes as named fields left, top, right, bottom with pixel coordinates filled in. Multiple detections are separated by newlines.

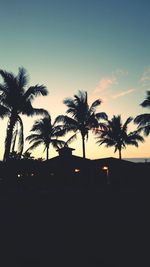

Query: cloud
left=93, top=69, right=128, bottom=95
left=112, top=88, right=135, bottom=99
left=91, top=69, right=129, bottom=104
left=94, top=77, right=117, bottom=94
left=140, top=67, right=150, bottom=87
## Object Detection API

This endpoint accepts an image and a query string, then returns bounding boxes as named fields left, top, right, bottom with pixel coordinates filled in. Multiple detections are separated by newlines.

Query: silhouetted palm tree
left=96, top=115, right=144, bottom=159
left=26, top=113, right=65, bottom=160
left=134, top=91, right=150, bottom=136
left=0, top=106, right=10, bottom=146
left=0, top=67, right=48, bottom=161
left=56, top=90, right=107, bottom=158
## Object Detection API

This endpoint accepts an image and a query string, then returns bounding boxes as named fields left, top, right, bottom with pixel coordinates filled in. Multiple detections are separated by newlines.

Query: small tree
left=26, top=113, right=65, bottom=160
left=56, top=90, right=107, bottom=158
left=96, top=115, right=144, bottom=159
left=0, top=67, right=48, bottom=161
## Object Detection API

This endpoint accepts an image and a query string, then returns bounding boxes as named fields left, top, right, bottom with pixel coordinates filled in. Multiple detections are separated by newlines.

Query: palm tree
left=0, top=67, right=48, bottom=161
left=96, top=115, right=144, bottom=159
left=26, top=113, right=65, bottom=160
left=134, top=91, right=150, bottom=136
left=56, top=90, right=107, bottom=158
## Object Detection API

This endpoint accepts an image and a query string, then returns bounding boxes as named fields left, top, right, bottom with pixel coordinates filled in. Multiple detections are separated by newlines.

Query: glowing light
left=102, top=166, right=108, bottom=170
left=102, top=166, right=110, bottom=184
left=74, top=168, right=80, bottom=173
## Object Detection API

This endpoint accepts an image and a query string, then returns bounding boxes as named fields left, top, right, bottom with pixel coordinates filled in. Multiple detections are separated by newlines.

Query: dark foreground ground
left=0, top=184, right=149, bottom=267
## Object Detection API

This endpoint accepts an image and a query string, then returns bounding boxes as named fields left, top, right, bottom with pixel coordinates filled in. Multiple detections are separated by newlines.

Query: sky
left=0, top=0, right=150, bottom=160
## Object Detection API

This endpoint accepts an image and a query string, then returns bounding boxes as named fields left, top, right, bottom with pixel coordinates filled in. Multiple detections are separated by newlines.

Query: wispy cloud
left=93, top=69, right=129, bottom=95
left=140, top=67, right=150, bottom=87
left=91, top=69, right=129, bottom=104
left=112, top=88, right=135, bottom=99
left=94, top=76, right=117, bottom=94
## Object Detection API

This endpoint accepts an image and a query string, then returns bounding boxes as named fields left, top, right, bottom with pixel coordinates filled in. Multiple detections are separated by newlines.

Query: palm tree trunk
left=3, top=114, right=17, bottom=161
left=11, top=128, right=18, bottom=153
left=81, top=134, right=86, bottom=158
left=17, top=116, right=24, bottom=158
left=119, top=149, right=122, bottom=160
left=46, top=146, right=49, bottom=160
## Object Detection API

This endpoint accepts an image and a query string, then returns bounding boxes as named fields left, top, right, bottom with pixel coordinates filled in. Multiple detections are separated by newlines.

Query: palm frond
left=56, top=115, right=78, bottom=129
left=53, top=127, right=67, bottom=137
left=31, top=119, right=46, bottom=132
left=26, top=140, right=43, bottom=152
left=127, top=131, right=144, bottom=143
left=122, top=117, right=133, bottom=132
left=134, top=114, right=150, bottom=126
left=140, top=91, right=150, bottom=108
left=51, top=139, right=65, bottom=149
left=63, top=98, right=76, bottom=109
left=54, top=115, right=66, bottom=124
left=95, top=112, right=108, bottom=121
left=65, top=133, right=78, bottom=146
left=0, top=84, right=8, bottom=94
left=93, top=123, right=108, bottom=134
left=125, top=140, right=139, bottom=147
left=96, top=138, right=115, bottom=147
left=24, top=85, right=48, bottom=101
left=26, top=134, right=43, bottom=143
left=17, top=67, right=28, bottom=90
left=75, top=90, right=87, bottom=104
left=0, top=105, right=10, bottom=118
left=137, top=125, right=150, bottom=136
left=0, top=70, right=15, bottom=88
left=141, top=100, right=150, bottom=108
left=89, top=99, right=101, bottom=113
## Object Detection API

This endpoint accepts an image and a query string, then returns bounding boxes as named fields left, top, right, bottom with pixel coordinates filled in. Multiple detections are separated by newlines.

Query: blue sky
left=0, top=0, right=150, bottom=159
